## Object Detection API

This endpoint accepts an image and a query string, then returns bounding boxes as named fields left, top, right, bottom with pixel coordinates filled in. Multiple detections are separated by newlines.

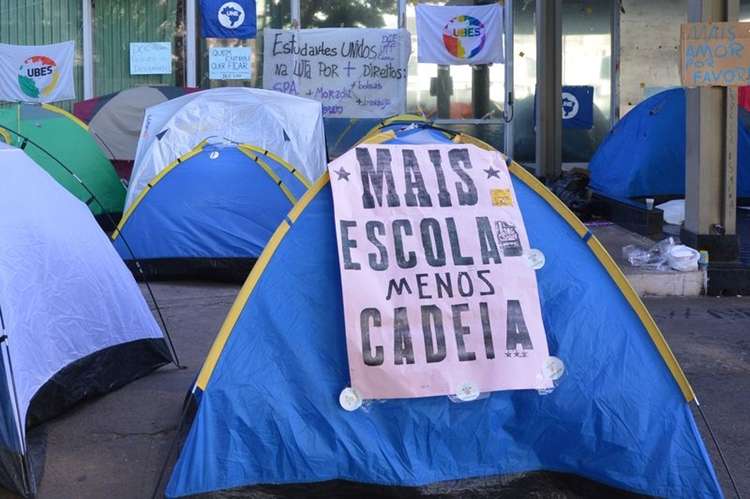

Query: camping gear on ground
left=112, top=142, right=309, bottom=281
left=548, top=169, right=591, bottom=218
left=0, top=143, right=174, bottom=497
left=589, top=88, right=750, bottom=201
left=73, top=86, right=198, bottom=181
left=126, top=87, right=326, bottom=211
left=163, top=121, right=723, bottom=498
left=0, top=103, right=126, bottom=227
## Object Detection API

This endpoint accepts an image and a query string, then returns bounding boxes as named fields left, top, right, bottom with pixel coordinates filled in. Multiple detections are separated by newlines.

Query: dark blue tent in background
left=589, top=88, right=750, bottom=200
left=164, top=123, right=723, bottom=498
left=112, top=142, right=309, bottom=281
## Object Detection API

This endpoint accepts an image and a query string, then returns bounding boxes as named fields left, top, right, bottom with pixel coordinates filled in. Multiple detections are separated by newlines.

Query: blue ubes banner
left=200, top=0, right=257, bottom=39
left=533, top=85, right=594, bottom=130
left=561, top=85, right=594, bottom=129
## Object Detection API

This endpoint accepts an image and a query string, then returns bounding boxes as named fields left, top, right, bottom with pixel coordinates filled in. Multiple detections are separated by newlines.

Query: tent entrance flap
left=112, top=143, right=307, bottom=282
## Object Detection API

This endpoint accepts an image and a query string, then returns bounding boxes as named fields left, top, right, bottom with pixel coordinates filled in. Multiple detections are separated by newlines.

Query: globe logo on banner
left=442, top=15, right=486, bottom=59
left=17, top=55, right=60, bottom=99
left=217, top=1, right=245, bottom=29
left=562, top=91, right=580, bottom=120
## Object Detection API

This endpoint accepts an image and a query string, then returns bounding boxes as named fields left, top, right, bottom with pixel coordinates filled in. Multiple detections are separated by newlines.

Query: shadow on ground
left=0, top=285, right=746, bottom=498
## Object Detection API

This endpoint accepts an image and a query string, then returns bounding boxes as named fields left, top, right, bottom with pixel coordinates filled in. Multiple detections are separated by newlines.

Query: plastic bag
left=622, top=237, right=675, bottom=270
left=656, top=199, right=686, bottom=225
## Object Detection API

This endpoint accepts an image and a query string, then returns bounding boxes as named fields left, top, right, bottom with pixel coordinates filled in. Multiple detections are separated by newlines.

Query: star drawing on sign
left=335, top=167, right=351, bottom=181
left=484, top=166, right=501, bottom=179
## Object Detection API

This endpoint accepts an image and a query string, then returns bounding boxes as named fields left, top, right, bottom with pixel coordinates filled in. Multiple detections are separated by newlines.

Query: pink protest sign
left=328, top=143, right=551, bottom=400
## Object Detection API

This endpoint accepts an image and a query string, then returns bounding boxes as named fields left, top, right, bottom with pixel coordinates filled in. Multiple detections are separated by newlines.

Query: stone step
left=589, top=223, right=705, bottom=297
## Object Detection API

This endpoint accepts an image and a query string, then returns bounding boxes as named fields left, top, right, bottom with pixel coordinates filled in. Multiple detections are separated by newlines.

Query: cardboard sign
left=680, top=22, right=750, bottom=87
left=328, top=143, right=551, bottom=400
left=262, top=28, right=410, bottom=118
left=0, top=41, right=75, bottom=102
left=209, top=47, right=252, bottom=80
left=129, top=42, right=172, bottom=75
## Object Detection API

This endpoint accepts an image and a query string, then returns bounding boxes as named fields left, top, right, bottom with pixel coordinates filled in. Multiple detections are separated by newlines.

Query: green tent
left=0, top=104, right=125, bottom=223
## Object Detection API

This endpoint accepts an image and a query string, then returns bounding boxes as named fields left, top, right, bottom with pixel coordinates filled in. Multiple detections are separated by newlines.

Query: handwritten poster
left=680, top=22, right=750, bottom=87
left=129, top=42, right=172, bottom=75
left=328, top=143, right=551, bottom=400
left=263, top=28, right=410, bottom=118
left=209, top=46, right=252, bottom=80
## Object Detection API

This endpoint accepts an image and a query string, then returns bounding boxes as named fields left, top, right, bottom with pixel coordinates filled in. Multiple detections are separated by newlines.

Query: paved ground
left=19, top=283, right=238, bottom=499
left=0, top=285, right=747, bottom=498
left=646, top=297, right=750, bottom=498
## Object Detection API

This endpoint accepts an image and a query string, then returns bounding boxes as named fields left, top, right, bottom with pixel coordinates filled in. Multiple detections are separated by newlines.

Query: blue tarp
left=166, top=126, right=723, bottom=498
left=113, top=144, right=307, bottom=261
left=589, top=88, right=750, bottom=199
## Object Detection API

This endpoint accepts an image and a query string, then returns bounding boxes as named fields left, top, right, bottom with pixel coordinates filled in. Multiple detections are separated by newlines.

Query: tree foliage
left=267, top=0, right=395, bottom=28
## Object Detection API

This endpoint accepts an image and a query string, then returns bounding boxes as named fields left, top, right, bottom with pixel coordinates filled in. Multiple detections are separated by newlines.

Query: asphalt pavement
left=0, top=285, right=747, bottom=499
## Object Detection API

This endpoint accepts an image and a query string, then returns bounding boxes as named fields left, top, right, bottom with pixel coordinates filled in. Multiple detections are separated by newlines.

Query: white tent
left=0, top=143, right=173, bottom=497
left=127, top=87, right=327, bottom=210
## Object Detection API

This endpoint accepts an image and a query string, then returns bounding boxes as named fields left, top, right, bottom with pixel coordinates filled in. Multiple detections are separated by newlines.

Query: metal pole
left=82, top=0, right=94, bottom=99
left=436, top=65, right=452, bottom=119
left=186, top=0, right=197, bottom=87
left=291, top=0, right=301, bottom=28
left=504, top=0, right=515, bottom=158
left=535, top=0, right=562, bottom=180
left=610, top=0, right=621, bottom=127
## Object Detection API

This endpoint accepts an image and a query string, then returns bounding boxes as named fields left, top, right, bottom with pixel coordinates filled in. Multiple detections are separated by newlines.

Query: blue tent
left=165, top=124, right=723, bottom=497
left=589, top=88, right=750, bottom=199
left=112, top=143, right=309, bottom=281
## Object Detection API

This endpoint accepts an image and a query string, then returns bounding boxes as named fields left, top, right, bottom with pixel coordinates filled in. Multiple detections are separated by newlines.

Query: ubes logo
left=18, top=55, right=59, bottom=99
left=561, top=92, right=580, bottom=120
left=218, top=1, right=245, bottom=29
left=442, top=15, right=486, bottom=59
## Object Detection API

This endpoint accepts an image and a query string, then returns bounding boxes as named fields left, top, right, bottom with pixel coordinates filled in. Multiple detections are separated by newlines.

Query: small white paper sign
left=129, top=42, right=172, bottom=75
left=209, top=47, right=252, bottom=80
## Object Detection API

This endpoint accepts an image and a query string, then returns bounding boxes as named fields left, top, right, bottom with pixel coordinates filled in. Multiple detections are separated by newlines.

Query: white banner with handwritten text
left=263, top=28, right=410, bottom=118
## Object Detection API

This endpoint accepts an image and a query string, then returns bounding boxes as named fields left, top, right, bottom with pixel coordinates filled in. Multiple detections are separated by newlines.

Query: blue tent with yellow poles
left=589, top=88, right=750, bottom=201
left=111, top=141, right=309, bottom=281
left=163, top=120, right=724, bottom=497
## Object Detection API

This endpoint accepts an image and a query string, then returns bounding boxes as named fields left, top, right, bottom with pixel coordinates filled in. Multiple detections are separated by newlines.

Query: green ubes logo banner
left=0, top=41, right=75, bottom=103
left=17, top=55, right=59, bottom=98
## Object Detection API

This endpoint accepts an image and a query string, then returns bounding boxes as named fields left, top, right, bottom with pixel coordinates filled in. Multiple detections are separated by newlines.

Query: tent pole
left=0, top=125, right=183, bottom=370
left=0, top=307, right=36, bottom=497
left=149, top=395, right=193, bottom=499
left=694, top=398, right=742, bottom=499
